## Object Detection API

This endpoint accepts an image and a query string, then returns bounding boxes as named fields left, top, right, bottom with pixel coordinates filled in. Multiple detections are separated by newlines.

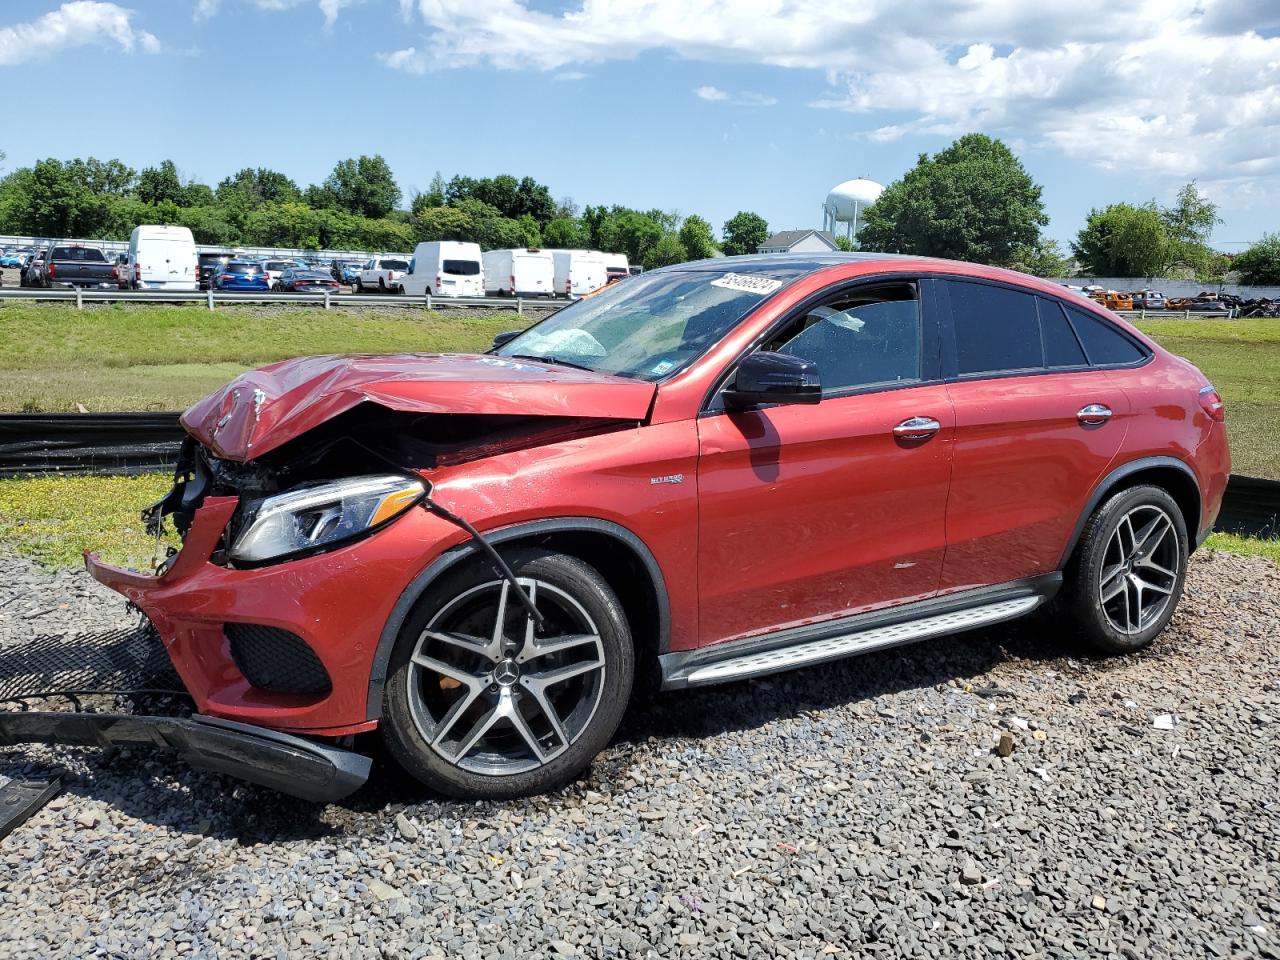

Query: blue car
left=340, top=262, right=363, bottom=283
left=0, top=254, right=21, bottom=267
left=211, top=260, right=270, bottom=291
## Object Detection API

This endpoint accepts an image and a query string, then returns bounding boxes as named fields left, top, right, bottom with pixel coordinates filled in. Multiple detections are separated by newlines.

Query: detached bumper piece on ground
left=0, top=623, right=371, bottom=806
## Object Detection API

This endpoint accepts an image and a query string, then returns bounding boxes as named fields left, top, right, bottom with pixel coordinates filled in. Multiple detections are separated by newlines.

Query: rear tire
left=1062, top=484, right=1188, bottom=655
left=382, top=549, right=634, bottom=800
left=355, top=278, right=364, bottom=293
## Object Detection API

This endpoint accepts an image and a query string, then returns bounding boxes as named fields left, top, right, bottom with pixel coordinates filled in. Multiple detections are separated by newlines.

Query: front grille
left=225, top=623, right=332, bottom=696
left=0, top=621, right=182, bottom=701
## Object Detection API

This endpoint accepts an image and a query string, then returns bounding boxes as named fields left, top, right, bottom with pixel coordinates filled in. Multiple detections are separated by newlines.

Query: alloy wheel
left=407, top=578, right=607, bottom=776
left=1098, top=504, right=1180, bottom=635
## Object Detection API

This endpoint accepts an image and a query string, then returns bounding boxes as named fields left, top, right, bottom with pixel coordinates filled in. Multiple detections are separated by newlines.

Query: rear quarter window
left=1037, top=298, right=1088, bottom=367
left=1066, top=308, right=1147, bottom=365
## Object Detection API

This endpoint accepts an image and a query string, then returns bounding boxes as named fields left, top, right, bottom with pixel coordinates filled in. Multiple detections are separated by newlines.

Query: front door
left=696, top=279, right=955, bottom=646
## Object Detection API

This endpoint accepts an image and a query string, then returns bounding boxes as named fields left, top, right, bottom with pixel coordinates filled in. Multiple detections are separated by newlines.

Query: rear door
left=938, top=280, right=1136, bottom=592
left=696, top=278, right=955, bottom=645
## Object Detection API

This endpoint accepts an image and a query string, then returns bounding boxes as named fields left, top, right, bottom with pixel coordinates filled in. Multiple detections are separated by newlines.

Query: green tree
left=136, top=160, right=186, bottom=206
left=834, top=235, right=855, bottom=252
left=216, top=167, right=301, bottom=209
left=721, top=211, right=769, bottom=256
left=413, top=205, right=475, bottom=243
left=543, top=217, right=587, bottom=248
left=615, top=211, right=664, bottom=264
left=1233, top=234, right=1280, bottom=285
left=1161, top=181, right=1219, bottom=276
left=1011, top=237, right=1072, bottom=278
left=858, top=134, right=1047, bottom=265
left=1072, top=203, right=1168, bottom=277
left=70, top=157, right=135, bottom=195
left=324, top=155, right=401, bottom=219
left=643, top=232, right=688, bottom=270
left=182, top=181, right=215, bottom=207
left=678, top=214, right=717, bottom=260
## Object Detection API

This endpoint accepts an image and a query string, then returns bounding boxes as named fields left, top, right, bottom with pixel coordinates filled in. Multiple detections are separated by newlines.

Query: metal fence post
left=75, top=287, right=83, bottom=311
left=207, top=288, right=215, bottom=311
left=426, top=293, right=432, bottom=311
left=517, top=297, right=524, bottom=316
left=324, top=289, right=331, bottom=311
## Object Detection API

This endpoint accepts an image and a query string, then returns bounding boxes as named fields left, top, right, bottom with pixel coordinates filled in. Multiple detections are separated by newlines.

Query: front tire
left=1063, top=484, right=1188, bottom=654
left=382, top=549, right=634, bottom=799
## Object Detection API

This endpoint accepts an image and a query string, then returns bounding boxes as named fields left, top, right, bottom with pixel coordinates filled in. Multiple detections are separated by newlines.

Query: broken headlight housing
left=228, top=474, right=426, bottom=565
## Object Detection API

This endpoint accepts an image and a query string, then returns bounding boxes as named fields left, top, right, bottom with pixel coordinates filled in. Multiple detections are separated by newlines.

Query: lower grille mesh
left=225, top=623, right=332, bottom=696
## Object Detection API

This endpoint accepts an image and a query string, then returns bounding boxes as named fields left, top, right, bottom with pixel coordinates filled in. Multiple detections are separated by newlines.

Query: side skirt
left=660, top=574, right=1060, bottom=690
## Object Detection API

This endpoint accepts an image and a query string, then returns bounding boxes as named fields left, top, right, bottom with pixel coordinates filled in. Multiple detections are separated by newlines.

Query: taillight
left=47, top=262, right=55, bottom=278
left=220, top=274, right=234, bottom=281
left=436, top=274, right=442, bottom=291
left=134, top=263, right=141, bottom=280
left=510, top=274, right=516, bottom=289
left=1199, top=384, right=1225, bottom=422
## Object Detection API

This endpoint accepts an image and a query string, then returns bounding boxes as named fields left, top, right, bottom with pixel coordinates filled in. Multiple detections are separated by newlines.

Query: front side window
left=495, top=265, right=809, bottom=380
left=765, top=283, right=922, bottom=394
left=949, top=281, right=1042, bottom=375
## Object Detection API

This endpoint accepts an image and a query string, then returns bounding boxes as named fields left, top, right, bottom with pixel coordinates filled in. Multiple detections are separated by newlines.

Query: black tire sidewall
left=1070, top=484, right=1188, bottom=654
left=381, top=548, right=634, bottom=799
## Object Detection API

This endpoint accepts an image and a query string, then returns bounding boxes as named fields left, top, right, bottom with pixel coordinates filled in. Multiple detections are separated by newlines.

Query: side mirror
left=491, top=330, right=522, bottom=350
left=724, top=351, right=822, bottom=409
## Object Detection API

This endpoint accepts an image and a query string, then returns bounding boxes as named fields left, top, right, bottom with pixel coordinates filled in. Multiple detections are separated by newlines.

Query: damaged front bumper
left=0, top=712, right=370, bottom=803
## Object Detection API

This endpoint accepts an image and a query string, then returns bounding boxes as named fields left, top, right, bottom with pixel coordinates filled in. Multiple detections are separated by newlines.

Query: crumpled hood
left=181, top=353, right=656, bottom=461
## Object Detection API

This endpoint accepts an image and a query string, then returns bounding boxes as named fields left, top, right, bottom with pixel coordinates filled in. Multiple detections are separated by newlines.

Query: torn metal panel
left=181, top=353, right=657, bottom=462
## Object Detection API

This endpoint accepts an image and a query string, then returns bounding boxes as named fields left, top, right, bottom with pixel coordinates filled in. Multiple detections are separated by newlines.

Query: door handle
left=893, top=416, right=941, bottom=440
left=1077, top=404, right=1113, bottom=425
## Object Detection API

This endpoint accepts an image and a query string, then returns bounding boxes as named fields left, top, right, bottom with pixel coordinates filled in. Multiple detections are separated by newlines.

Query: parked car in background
left=551, top=249, right=608, bottom=298
left=1133, top=290, right=1165, bottom=310
left=601, top=252, right=630, bottom=283
left=198, top=252, right=232, bottom=290
left=340, top=262, right=363, bottom=284
left=259, top=259, right=306, bottom=289
left=397, top=241, right=484, bottom=298
left=330, top=259, right=363, bottom=282
left=20, top=252, right=44, bottom=287
left=112, top=253, right=129, bottom=288
left=482, top=248, right=552, bottom=297
left=123, top=225, right=199, bottom=291
left=38, top=243, right=117, bottom=289
left=211, top=260, right=270, bottom=291
left=276, top=267, right=341, bottom=293
left=355, top=256, right=410, bottom=294
left=0, top=252, right=22, bottom=267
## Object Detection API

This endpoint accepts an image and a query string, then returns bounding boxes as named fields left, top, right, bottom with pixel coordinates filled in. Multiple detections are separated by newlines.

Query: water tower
left=822, top=177, right=885, bottom=243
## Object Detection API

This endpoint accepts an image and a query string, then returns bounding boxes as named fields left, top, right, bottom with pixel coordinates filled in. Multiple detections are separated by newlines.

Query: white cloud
left=554, top=70, right=587, bottom=81
left=695, top=85, right=776, bottom=106
left=195, top=0, right=358, bottom=26
left=0, top=1, right=160, bottom=65
left=384, top=0, right=1280, bottom=188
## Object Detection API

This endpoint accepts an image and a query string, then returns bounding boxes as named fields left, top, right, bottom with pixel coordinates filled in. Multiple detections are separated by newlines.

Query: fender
left=1057, top=455, right=1201, bottom=569
left=364, top=516, right=672, bottom=722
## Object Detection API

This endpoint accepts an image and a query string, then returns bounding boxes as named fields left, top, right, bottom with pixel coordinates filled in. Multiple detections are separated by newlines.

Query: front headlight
left=228, top=474, right=426, bottom=564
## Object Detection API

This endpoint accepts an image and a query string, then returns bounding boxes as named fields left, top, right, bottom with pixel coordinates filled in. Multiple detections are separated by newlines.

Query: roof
left=757, top=230, right=839, bottom=251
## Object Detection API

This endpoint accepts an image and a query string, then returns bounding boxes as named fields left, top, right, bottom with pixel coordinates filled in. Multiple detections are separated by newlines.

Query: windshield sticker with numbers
left=710, top=273, right=783, bottom=296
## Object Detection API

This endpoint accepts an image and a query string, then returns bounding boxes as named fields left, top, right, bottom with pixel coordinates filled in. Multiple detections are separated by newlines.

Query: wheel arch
left=1059, top=456, right=1202, bottom=569
left=365, top=517, right=671, bottom=722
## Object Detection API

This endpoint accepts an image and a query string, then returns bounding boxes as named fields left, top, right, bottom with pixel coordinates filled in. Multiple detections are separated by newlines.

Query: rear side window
left=948, top=281, right=1041, bottom=375
left=443, top=259, right=480, bottom=276
left=1037, top=298, right=1088, bottom=367
left=1066, top=308, right=1147, bottom=365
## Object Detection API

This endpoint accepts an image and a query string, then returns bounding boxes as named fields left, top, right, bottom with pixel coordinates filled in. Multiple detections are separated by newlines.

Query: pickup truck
left=37, top=243, right=118, bottom=289
left=354, top=256, right=410, bottom=293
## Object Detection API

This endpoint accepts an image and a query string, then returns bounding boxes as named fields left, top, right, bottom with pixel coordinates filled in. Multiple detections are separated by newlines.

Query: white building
left=756, top=230, right=840, bottom=254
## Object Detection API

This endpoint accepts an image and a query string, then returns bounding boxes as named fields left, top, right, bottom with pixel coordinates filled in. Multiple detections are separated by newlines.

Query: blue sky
left=5, top=1, right=1280, bottom=251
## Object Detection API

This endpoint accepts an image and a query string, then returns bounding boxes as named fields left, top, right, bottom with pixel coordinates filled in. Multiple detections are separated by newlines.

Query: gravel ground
left=1, top=549, right=1278, bottom=959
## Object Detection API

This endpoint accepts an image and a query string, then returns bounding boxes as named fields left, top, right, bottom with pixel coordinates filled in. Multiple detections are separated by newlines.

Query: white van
left=482, top=248, right=554, bottom=297
left=550, top=249, right=608, bottom=298
left=400, top=241, right=484, bottom=298
left=600, top=252, right=630, bottom=283
left=125, top=225, right=198, bottom=291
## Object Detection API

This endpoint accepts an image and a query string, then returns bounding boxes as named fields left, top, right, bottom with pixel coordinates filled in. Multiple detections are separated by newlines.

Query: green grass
left=1132, top=317, right=1280, bottom=480
left=0, top=303, right=524, bottom=412
left=0, top=474, right=177, bottom=570
left=1202, top=532, right=1280, bottom=563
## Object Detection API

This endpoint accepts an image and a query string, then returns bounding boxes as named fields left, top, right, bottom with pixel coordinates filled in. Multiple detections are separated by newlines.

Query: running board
left=663, top=594, right=1044, bottom=689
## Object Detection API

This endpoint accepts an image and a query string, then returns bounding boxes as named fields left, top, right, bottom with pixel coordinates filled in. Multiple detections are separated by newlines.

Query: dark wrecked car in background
left=0, top=254, right=1230, bottom=802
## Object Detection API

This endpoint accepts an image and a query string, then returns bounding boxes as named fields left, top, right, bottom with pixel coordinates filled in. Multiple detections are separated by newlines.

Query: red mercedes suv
left=72, top=254, right=1228, bottom=801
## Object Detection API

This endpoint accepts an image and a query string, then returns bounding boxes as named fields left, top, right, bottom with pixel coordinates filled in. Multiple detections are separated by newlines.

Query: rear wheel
left=378, top=278, right=387, bottom=293
left=382, top=549, right=634, bottom=799
left=1063, top=484, right=1188, bottom=654
left=355, top=278, right=364, bottom=293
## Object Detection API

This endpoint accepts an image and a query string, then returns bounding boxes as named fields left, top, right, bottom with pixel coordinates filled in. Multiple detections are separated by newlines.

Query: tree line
left=2, top=144, right=1276, bottom=284
left=0, top=154, right=771, bottom=271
